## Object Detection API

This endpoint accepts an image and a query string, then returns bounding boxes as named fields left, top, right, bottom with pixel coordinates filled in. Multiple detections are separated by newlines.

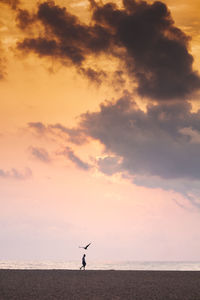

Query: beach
left=0, top=270, right=200, bottom=300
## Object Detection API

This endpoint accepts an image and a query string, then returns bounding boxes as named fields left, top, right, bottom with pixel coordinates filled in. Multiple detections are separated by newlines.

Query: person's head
left=84, top=254, right=86, bottom=257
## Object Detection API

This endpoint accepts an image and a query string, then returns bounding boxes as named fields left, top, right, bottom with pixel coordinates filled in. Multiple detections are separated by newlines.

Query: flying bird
left=79, top=243, right=91, bottom=250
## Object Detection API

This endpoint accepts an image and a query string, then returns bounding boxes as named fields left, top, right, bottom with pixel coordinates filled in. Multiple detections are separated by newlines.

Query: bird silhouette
left=79, top=243, right=91, bottom=250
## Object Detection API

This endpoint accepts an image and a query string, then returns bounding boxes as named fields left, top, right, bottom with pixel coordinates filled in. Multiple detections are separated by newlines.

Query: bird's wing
left=85, top=243, right=91, bottom=249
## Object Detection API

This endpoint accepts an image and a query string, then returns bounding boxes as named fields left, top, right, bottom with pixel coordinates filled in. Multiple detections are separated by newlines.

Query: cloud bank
left=29, top=92, right=199, bottom=205
left=26, top=91, right=200, bottom=205
left=16, top=0, right=200, bottom=100
left=76, top=94, right=200, bottom=180
left=21, top=1, right=200, bottom=205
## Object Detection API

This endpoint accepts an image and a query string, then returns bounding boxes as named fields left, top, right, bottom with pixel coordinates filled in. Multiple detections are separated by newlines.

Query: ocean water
left=0, top=261, right=200, bottom=271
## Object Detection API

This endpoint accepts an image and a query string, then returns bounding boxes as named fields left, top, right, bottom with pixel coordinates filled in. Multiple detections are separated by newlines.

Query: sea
left=0, top=261, right=200, bottom=271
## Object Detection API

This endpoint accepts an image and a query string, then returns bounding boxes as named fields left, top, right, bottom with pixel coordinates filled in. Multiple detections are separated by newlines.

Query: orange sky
left=1, top=0, right=200, bottom=261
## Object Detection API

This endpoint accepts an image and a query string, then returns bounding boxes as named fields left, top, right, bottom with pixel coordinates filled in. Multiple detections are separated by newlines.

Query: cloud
left=60, top=146, right=91, bottom=171
left=78, top=94, right=200, bottom=180
left=28, top=122, right=47, bottom=134
left=97, top=156, right=122, bottom=176
left=49, top=123, right=88, bottom=144
left=29, top=146, right=51, bottom=163
left=21, top=1, right=200, bottom=205
left=26, top=93, right=200, bottom=193
left=16, top=1, right=112, bottom=84
left=92, top=0, right=200, bottom=100
left=16, top=0, right=200, bottom=100
left=79, top=67, right=107, bottom=85
left=0, top=167, right=32, bottom=180
left=16, top=8, right=35, bottom=29
left=26, top=93, right=200, bottom=206
left=56, top=92, right=198, bottom=203
left=28, top=121, right=87, bottom=144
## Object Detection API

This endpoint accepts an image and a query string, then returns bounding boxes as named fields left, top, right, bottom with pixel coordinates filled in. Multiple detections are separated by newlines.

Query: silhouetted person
left=80, top=254, right=86, bottom=270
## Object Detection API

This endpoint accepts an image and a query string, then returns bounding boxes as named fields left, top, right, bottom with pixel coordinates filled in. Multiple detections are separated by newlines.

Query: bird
left=79, top=243, right=91, bottom=250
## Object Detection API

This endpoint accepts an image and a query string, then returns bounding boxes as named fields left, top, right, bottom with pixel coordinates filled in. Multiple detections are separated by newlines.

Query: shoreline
left=1, top=270, right=200, bottom=299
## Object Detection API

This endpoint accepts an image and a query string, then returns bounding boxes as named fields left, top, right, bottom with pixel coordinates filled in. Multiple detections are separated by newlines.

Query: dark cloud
left=30, top=92, right=200, bottom=184
left=26, top=95, right=200, bottom=204
left=18, top=37, right=59, bottom=57
left=65, top=93, right=200, bottom=200
left=17, top=1, right=111, bottom=66
left=16, top=8, right=35, bottom=30
left=0, top=167, right=32, bottom=180
left=61, top=146, right=91, bottom=171
left=92, top=0, right=200, bottom=100
left=21, top=1, right=200, bottom=203
left=29, top=146, right=51, bottom=163
left=17, top=0, right=200, bottom=100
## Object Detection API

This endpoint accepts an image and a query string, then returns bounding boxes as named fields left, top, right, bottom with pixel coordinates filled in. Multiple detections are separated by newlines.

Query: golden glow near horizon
left=1, top=0, right=200, bottom=261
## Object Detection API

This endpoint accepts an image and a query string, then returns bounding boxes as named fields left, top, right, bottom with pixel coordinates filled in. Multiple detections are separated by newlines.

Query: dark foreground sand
left=0, top=270, right=200, bottom=300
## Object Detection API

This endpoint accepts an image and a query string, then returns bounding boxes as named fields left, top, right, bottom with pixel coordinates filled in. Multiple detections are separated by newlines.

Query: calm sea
left=0, top=261, right=200, bottom=270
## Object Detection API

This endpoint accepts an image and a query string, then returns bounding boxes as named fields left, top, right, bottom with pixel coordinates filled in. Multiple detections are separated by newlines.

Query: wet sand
left=0, top=270, right=200, bottom=299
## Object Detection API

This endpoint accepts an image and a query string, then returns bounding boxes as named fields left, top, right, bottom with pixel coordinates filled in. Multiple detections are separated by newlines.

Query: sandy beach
left=0, top=270, right=200, bottom=299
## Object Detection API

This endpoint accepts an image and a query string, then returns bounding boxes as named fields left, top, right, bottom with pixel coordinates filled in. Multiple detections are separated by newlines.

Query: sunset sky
left=1, top=0, right=200, bottom=262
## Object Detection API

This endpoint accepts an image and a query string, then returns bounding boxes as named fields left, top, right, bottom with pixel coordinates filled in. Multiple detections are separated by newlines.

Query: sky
left=1, top=0, right=200, bottom=262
